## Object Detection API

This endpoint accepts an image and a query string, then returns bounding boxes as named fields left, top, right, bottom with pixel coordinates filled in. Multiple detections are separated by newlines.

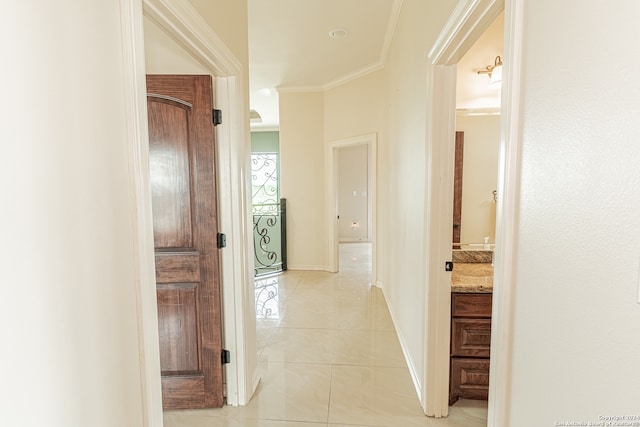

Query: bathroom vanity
left=449, top=261, right=493, bottom=405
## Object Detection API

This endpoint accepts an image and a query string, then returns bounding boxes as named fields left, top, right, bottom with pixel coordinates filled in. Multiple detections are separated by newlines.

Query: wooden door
left=453, top=131, right=464, bottom=249
left=146, top=75, right=224, bottom=409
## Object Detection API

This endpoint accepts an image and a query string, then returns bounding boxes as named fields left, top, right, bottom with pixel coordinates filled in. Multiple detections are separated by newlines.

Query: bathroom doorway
left=422, top=0, right=507, bottom=418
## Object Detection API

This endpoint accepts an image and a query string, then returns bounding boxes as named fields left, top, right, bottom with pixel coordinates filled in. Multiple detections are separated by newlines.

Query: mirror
left=453, top=113, right=500, bottom=252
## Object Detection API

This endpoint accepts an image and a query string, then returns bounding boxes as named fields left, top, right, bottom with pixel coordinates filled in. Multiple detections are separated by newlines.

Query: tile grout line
left=326, top=363, right=334, bottom=425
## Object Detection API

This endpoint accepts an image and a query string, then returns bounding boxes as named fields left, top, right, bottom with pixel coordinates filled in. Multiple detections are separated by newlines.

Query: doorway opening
left=337, top=145, right=371, bottom=244
left=327, top=133, right=377, bottom=283
left=423, top=0, right=509, bottom=420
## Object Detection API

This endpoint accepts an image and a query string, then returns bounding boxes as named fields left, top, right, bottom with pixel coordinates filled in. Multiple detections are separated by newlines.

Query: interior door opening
left=447, top=13, right=503, bottom=410
left=328, top=134, right=377, bottom=282
left=423, top=0, right=505, bottom=418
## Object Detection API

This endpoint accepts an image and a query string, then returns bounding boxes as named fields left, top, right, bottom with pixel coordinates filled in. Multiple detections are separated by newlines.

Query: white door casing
left=423, top=0, right=521, bottom=423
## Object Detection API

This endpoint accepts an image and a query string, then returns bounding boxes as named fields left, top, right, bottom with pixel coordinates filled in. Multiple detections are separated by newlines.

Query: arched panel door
left=147, top=75, right=223, bottom=409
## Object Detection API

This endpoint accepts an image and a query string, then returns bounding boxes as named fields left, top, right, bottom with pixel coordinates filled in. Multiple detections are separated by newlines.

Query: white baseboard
left=286, top=265, right=329, bottom=271
left=380, top=286, right=423, bottom=403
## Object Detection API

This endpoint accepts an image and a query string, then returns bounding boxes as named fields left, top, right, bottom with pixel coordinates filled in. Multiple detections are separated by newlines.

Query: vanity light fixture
left=477, top=56, right=503, bottom=86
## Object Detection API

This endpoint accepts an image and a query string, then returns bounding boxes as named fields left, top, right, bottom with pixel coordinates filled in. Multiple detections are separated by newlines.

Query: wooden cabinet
left=449, top=292, right=492, bottom=405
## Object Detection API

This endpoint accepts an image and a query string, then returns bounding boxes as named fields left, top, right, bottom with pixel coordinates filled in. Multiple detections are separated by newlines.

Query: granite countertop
left=451, top=263, right=494, bottom=293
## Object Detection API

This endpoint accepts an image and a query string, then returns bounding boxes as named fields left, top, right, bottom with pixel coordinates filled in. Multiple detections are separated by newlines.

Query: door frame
left=119, top=1, right=164, bottom=424
left=423, top=0, right=522, bottom=423
left=326, top=133, right=377, bottom=280
left=143, top=0, right=257, bottom=407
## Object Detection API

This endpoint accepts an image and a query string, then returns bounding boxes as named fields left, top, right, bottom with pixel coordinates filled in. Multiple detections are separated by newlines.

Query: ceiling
left=248, top=1, right=503, bottom=130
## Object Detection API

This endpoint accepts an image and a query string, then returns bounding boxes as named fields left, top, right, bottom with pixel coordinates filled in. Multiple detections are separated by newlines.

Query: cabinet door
left=452, top=293, right=492, bottom=317
left=451, top=318, right=492, bottom=357
left=449, top=358, right=490, bottom=404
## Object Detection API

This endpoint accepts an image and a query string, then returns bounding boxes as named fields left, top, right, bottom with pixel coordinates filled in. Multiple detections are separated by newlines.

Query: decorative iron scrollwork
left=252, top=154, right=278, bottom=204
left=253, top=204, right=282, bottom=275
left=255, top=276, right=280, bottom=319
left=251, top=153, right=287, bottom=276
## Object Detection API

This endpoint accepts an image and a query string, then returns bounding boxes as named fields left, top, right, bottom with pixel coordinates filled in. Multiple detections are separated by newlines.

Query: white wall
left=1, top=1, right=150, bottom=425
left=338, top=145, right=369, bottom=241
left=506, top=0, right=640, bottom=424
left=279, top=91, right=326, bottom=269
left=324, top=69, right=386, bottom=142
left=144, top=16, right=210, bottom=74
left=456, top=114, right=500, bottom=244
left=382, top=0, right=458, bottom=398
left=187, top=0, right=250, bottom=66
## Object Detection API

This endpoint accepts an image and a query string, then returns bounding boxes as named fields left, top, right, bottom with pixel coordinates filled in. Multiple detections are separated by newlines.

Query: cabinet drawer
left=449, top=358, right=490, bottom=404
left=451, top=293, right=492, bottom=317
left=451, top=318, right=492, bottom=357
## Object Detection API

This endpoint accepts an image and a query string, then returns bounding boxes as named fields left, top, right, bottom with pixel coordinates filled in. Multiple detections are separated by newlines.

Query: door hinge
left=445, top=261, right=454, bottom=271
left=217, top=232, right=226, bottom=249
left=221, top=349, right=231, bottom=364
left=213, top=109, right=222, bottom=126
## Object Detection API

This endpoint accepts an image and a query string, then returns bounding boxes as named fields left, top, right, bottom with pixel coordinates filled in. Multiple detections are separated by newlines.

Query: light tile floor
left=164, top=242, right=487, bottom=427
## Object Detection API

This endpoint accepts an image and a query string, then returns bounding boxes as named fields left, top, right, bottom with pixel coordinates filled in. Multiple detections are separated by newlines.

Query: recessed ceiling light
left=329, top=29, right=348, bottom=39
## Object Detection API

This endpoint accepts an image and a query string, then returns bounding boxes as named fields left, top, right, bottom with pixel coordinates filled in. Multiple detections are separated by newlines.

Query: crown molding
left=323, top=62, right=385, bottom=91
left=379, top=0, right=404, bottom=65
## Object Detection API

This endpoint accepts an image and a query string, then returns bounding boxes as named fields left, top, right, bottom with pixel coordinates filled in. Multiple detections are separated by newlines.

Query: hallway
left=164, top=243, right=487, bottom=426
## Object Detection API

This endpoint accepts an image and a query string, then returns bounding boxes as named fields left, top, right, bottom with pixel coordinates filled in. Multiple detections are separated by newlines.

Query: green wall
left=251, top=131, right=279, bottom=153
